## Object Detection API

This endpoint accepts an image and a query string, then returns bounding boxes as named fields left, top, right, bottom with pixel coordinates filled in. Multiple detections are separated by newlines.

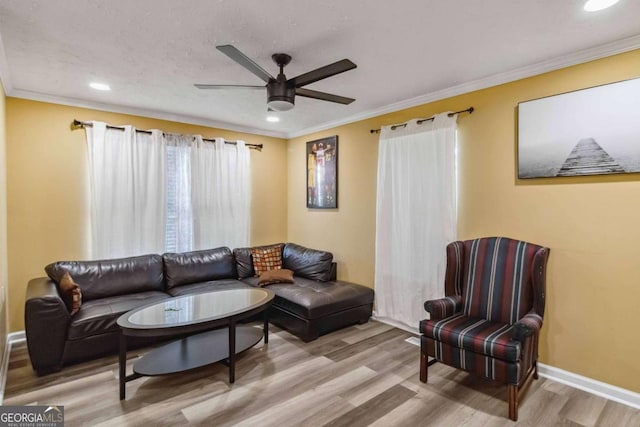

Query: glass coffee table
left=116, top=287, right=274, bottom=400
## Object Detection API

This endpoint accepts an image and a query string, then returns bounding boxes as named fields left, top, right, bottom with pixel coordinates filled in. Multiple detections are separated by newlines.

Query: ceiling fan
left=195, top=45, right=357, bottom=112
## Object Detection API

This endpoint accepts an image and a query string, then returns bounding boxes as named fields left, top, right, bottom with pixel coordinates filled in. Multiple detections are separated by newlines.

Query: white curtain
left=192, top=138, right=251, bottom=250
left=86, top=124, right=251, bottom=258
left=374, top=113, right=458, bottom=331
left=85, top=122, right=166, bottom=259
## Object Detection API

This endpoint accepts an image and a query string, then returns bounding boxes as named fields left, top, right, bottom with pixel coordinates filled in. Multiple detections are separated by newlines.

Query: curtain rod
left=71, top=119, right=263, bottom=151
left=369, top=107, right=474, bottom=134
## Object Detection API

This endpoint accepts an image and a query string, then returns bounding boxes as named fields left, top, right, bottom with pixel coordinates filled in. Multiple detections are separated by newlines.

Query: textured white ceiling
left=1, top=0, right=640, bottom=138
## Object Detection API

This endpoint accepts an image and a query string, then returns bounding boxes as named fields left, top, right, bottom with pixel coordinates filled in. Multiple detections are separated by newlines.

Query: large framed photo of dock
left=306, top=135, right=338, bottom=208
left=518, top=77, right=640, bottom=179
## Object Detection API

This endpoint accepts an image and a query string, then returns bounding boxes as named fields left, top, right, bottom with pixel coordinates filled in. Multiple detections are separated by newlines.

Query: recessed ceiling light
left=266, top=115, right=280, bottom=123
left=89, top=82, right=111, bottom=91
left=584, top=0, right=620, bottom=12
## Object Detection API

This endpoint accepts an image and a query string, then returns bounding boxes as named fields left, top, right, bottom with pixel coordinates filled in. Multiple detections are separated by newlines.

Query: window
left=84, top=123, right=250, bottom=259
left=164, top=144, right=194, bottom=253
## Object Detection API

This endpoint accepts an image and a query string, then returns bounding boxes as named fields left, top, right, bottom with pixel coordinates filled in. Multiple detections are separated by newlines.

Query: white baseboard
left=373, top=316, right=640, bottom=411
left=0, top=330, right=26, bottom=404
left=7, top=331, right=25, bottom=343
left=538, top=363, right=640, bottom=410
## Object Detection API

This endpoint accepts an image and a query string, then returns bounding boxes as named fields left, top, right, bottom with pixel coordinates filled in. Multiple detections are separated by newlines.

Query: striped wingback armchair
left=419, top=237, right=550, bottom=421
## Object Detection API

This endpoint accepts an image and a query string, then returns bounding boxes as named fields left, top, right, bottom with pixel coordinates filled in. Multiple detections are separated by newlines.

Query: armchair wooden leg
left=534, top=361, right=539, bottom=379
left=420, top=352, right=428, bottom=383
left=508, top=384, right=518, bottom=421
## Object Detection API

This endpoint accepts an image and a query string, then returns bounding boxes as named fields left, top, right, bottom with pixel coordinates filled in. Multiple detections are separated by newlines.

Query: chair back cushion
left=462, top=237, right=543, bottom=324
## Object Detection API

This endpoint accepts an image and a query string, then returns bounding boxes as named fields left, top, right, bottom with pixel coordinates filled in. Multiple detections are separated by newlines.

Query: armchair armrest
left=25, top=277, right=71, bottom=375
left=424, top=295, right=462, bottom=321
left=512, top=312, right=543, bottom=342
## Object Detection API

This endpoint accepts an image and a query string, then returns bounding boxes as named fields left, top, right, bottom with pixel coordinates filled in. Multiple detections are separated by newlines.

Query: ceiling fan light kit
left=267, top=99, right=294, bottom=112
left=196, top=45, right=356, bottom=112
left=267, top=54, right=295, bottom=111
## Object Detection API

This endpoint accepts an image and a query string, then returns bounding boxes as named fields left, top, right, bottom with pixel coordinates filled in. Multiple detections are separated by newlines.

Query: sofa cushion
left=59, top=272, right=82, bottom=315
left=67, top=291, right=170, bottom=341
left=242, top=276, right=373, bottom=320
left=163, top=247, right=236, bottom=289
left=283, top=243, right=333, bottom=281
left=45, top=254, right=164, bottom=302
left=233, top=243, right=285, bottom=278
left=166, top=279, right=250, bottom=297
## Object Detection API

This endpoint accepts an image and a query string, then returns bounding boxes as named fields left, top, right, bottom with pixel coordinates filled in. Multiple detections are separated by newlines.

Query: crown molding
left=286, top=34, right=640, bottom=139
left=7, top=89, right=288, bottom=139
left=1, top=32, right=639, bottom=140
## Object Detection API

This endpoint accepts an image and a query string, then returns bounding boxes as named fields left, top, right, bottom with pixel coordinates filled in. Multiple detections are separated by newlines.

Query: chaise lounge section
left=235, top=243, right=374, bottom=342
left=25, top=243, right=374, bottom=375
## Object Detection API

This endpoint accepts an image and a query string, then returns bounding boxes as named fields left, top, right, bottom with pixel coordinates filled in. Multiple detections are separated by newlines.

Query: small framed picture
left=306, top=136, right=338, bottom=208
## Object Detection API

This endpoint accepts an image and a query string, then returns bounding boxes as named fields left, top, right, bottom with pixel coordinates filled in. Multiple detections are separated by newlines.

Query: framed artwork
left=306, top=135, right=338, bottom=208
left=517, top=77, right=640, bottom=178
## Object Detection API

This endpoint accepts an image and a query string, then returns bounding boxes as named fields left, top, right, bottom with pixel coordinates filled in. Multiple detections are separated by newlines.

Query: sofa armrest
left=512, top=311, right=543, bottom=342
left=25, top=277, right=71, bottom=375
left=424, top=295, right=462, bottom=321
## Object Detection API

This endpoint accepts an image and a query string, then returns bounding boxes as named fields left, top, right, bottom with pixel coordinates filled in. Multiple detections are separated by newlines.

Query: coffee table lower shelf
left=134, top=326, right=264, bottom=375
left=119, top=325, right=264, bottom=399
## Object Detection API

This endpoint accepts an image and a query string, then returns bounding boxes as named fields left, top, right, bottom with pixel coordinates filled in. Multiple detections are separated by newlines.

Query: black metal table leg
left=119, top=333, right=127, bottom=400
left=263, top=310, right=269, bottom=344
left=228, top=318, right=236, bottom=383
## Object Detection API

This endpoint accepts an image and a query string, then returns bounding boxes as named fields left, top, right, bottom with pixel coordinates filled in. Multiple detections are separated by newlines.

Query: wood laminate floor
left=4, top=321, right=640, bottom=426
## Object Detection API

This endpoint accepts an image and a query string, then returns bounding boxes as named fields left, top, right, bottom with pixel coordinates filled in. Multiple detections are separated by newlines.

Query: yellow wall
left=6, top=98, right=287, bottom=332
left=0, top=82, right=7, bottom=360
left=288, top=49, right=640, bottom=392
left=4, top=48, right=640, bottom=393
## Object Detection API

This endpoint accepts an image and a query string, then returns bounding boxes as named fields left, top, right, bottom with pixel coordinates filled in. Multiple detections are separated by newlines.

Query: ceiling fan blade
left=216, top=45, right=274, bottom=83
left=194, top=84, right=265, bottom=90
left=296, top=88, right=355, bottom=105
left=289, top=59, right=356, bottom=88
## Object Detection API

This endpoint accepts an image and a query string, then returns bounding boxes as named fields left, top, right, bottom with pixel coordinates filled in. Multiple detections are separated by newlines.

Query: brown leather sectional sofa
left=25, top=243, right=374, bottom=375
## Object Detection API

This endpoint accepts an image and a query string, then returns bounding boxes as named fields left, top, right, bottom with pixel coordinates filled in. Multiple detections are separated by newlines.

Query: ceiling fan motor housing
left=267, top=76, right=295, bottom=111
